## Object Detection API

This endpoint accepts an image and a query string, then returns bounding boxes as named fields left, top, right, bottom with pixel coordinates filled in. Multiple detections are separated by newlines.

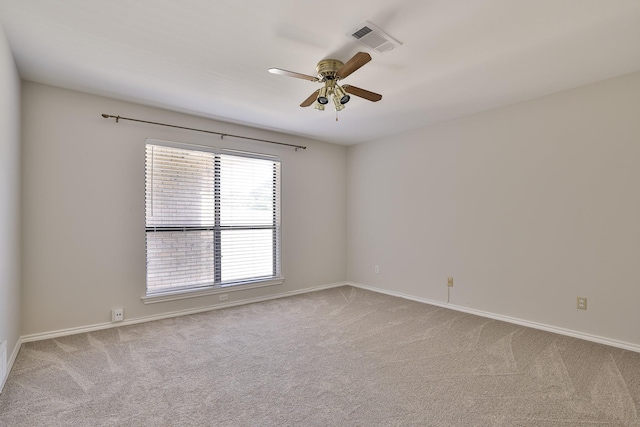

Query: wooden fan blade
left=300, top=89, right=320, bottom=107
left=343, top=85, right=382, bottom=102
left=335, top=52, right=371, bottom=80
left=268, top=68, right=319, bottom=82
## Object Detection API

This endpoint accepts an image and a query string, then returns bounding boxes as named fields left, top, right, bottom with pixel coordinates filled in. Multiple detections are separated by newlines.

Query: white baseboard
left=0, top=337, right=22, bottom=394
left=20, top=281, right=348, bottom=344
left=347, top=281, right=640, bottom=354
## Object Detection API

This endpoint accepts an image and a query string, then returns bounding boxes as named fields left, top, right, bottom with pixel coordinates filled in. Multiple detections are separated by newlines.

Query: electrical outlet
left=577, top=297, right=587, bottom=310
left=219, top=294, right=228, bottom=301
left=112, top=308, right=124, bottom=322
left=374, top=265, right=379, bottom=274
left=447, top=277, right=454, bottom=287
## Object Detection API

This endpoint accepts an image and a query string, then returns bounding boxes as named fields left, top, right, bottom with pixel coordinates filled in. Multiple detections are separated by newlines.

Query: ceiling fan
left=268, top=52, right=382, bottom=112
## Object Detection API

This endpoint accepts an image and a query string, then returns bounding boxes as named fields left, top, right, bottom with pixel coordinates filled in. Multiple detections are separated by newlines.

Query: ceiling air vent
left=348, top=21, right=401, bottom=54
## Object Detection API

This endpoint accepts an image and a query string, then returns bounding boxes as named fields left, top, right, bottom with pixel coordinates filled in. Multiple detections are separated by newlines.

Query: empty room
left=1, top=1, right=640, bottom=425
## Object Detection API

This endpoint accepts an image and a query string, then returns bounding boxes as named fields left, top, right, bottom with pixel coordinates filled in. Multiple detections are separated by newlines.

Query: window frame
left=142, top=139, right=284, bottom=304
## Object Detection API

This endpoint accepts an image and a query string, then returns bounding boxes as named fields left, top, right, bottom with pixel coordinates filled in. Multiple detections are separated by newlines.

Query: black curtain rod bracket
left=101, top=113, right=306, bottom=151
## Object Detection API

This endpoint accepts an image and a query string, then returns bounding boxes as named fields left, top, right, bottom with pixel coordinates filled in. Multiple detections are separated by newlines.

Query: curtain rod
left=101, top=114, right=307, bottom=151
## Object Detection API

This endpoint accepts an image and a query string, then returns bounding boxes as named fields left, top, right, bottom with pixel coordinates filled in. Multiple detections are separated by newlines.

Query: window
left=144, top=141, right=282, bottom=299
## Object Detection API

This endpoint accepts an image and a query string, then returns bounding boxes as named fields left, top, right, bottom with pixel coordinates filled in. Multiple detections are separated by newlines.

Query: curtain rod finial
left=101, top=114, right=109, bottom=118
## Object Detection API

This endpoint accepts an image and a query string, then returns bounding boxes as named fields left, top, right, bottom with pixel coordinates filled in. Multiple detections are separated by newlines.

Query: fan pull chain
left=336, top=110, right=339, bottom=122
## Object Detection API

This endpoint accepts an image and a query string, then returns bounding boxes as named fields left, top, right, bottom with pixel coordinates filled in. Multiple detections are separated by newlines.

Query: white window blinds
left=145, top=143, right=281, bottom=295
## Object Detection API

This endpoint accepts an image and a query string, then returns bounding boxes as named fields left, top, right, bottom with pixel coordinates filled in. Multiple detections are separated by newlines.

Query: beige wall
left=0, top=22, right=21, bottom=374
left=347, top=71, right=640, bottom=346
left=21, top=82, right=347, bottom=336
left=15, top=63, right=640, bottom=348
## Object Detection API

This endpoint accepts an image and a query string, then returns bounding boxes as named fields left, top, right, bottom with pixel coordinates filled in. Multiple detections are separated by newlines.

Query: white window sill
left=141, top=277, right=285, bottom=305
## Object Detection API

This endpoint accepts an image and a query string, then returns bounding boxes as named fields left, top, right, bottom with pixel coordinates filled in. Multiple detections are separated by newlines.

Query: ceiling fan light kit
left=268, top=51, right=382, bottom=113
left=317, top=86, right=329, bottom=105
left=334, top=85, right=350, bottom=104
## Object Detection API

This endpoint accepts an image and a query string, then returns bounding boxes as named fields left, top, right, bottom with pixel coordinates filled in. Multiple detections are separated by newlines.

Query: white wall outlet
left=374, top=265, right=380, bottom=274
left=447, top=277, right=454, bottom=287
left=577, top=297, right=587, bottom=310
left=112, top=308, right=124, bottom=322
left=219, top=294, right=228, bottom=301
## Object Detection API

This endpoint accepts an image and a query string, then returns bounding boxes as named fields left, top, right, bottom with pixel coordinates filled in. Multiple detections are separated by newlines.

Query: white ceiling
left=1, top=0, right=639, bottom=145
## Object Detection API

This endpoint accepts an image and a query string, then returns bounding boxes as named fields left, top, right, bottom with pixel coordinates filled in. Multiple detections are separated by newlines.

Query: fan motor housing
left=316, top=59, right=343, bottom=81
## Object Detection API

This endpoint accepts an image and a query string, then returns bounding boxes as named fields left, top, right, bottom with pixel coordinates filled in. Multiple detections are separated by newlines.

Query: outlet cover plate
left=577, top=297, right=587, bottom=310
left=112, top=308, right=124, bottom=322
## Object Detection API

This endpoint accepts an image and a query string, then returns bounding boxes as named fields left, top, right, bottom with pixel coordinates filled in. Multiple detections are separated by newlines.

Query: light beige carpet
left=1, top=286, right=639, bottom=426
